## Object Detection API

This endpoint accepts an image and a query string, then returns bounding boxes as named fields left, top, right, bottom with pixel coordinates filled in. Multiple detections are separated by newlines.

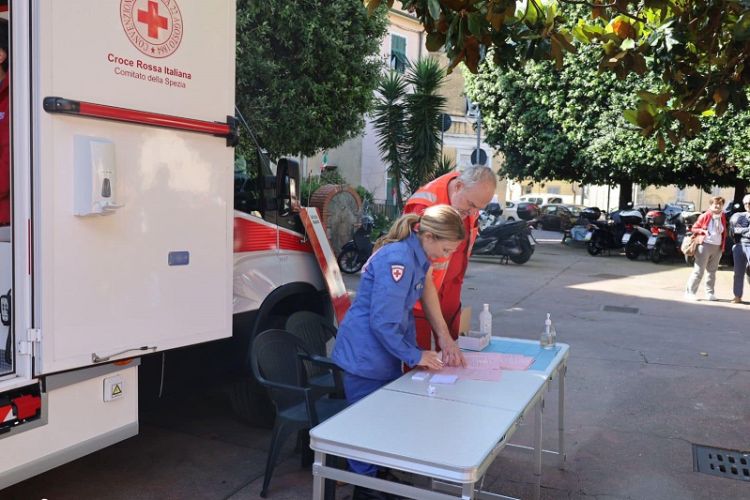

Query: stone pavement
left=3, top=231, right=749, bottom=499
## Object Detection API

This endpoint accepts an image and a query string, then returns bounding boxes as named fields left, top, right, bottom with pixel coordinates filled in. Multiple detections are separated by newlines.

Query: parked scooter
left=472, top=219, right=536, bottom=264
left=621, top=210, right=651, bottom=260
left=585, top=208, right=637, bottom=256
left=645, top=209, right=685, bottom=263
left=478, top=202, right=503, bottom=231
left=337, top=208, right=376, bottom=274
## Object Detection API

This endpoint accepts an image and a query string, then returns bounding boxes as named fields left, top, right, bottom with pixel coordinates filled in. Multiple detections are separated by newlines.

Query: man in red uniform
left=403, top=166, right=497, bottom=363
left=0, top=19, right=10, bottom=229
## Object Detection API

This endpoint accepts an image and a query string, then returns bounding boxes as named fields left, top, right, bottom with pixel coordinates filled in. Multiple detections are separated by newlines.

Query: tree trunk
left=618, top=182, right=633, bottom=209
left=733, top=177, right=748, bottom=204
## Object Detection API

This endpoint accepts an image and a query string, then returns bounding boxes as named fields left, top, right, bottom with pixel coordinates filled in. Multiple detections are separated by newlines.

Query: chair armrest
left=259, top=378, right=312, bottom=395
left=304, top=354, right=341, bottom=372
left=298, top=353, right=346, bottom=398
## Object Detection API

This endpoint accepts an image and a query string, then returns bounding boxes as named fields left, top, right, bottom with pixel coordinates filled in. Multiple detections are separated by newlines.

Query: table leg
left=461, top=481, right=476, bottom=499
left=312, top=451, right=325, bottom=500
left=533, top=397, right=543, bottom=500
left=558, top=363, right=567, bottom=468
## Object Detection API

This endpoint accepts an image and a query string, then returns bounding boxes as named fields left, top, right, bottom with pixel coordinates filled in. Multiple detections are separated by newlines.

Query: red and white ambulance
left=0, top=0, right=329, bottom=488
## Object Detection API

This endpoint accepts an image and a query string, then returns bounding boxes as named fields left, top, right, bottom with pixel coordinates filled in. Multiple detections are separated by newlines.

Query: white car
left=502, top=201, right=541, bottom=221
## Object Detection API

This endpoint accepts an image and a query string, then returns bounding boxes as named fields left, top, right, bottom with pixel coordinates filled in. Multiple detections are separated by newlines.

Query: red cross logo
left=137, top=1, right=168, bottom=39
left=391, top=265, right=405, bottom=282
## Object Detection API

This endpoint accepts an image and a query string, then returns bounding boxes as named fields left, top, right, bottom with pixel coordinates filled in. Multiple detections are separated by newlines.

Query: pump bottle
left=479, top=303, right=492, bottom=336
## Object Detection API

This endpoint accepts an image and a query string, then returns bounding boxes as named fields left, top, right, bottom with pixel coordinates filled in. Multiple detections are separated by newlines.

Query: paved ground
left=4, top=230, right=750, bottom=499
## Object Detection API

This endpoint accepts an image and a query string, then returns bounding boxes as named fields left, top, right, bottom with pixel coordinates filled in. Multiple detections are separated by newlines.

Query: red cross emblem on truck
left=120, top=0, right=184, bottom=58
left=138, top=1, right=168, bottom=39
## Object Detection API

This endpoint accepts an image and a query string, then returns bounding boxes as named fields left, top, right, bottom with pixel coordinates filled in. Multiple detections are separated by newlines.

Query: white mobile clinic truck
left=0, top=0, right=329, bottom=488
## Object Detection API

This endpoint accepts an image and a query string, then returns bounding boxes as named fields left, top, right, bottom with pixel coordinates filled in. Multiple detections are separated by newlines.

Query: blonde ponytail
left=373, top=213, right=420, bottom=252
left=372, top=205, right=465, bottom=252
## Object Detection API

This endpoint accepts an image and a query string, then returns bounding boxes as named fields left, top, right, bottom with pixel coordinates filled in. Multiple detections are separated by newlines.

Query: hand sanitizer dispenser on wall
left=74, top=136, right=123, bottom=216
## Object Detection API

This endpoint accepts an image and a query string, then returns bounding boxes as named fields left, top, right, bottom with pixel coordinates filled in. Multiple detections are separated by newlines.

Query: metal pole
left=476, top=111, right=481, bottom=153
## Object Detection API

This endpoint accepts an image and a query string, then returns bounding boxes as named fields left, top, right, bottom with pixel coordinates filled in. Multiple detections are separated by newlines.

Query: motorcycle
left=472, top=219, right=536, bottom=264
left=585, top=209, right=638, bottom=256
left=337, top=210, right=376, bottom=274
left=646, top=208, right=687, bottom=263
left=478, top=202, right=503, bottom=231
left=621, top=210, right=651, bottom=261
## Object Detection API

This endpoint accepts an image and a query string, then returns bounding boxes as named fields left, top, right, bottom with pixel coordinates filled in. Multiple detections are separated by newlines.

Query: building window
left=390, top=34, right=407, bottom=74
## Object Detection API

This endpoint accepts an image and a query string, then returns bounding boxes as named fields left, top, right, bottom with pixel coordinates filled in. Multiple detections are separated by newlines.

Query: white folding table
left=310, top=337, right=569, bottom=499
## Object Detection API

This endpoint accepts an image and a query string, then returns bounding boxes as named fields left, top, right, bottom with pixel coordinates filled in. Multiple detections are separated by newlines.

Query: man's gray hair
left=458, top=165, right=497, bottom=189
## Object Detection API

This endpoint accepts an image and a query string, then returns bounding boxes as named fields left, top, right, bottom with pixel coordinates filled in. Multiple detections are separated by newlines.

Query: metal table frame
left=310, top=338, right=569, bottom=500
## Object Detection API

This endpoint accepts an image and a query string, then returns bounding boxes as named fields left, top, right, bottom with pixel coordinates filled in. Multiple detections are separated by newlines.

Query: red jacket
left=0, top=73, right=9, bottom=225
left=403, top=172, right=479, bottom=316
left=691, top=210, right=727, bottom=251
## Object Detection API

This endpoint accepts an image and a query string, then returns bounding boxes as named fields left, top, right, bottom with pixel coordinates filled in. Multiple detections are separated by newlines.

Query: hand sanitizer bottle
left=479, top=303, right=492, bottom=337
left=540, top=313, right=556, bottom=349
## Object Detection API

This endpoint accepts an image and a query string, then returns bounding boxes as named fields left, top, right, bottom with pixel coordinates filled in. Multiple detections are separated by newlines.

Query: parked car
left=502, top=201, right=540, bottom=221
left=534, top=204, right=585, bottom=231
left=518, top=194, right=565, bottom=206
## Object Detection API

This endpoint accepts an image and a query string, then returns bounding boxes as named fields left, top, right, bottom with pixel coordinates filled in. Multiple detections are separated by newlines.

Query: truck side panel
left=0, top=364, right=138, bottom=489
left=34, top=0, right=236, bottom=374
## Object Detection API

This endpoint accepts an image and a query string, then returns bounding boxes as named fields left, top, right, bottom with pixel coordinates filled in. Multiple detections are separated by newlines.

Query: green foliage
left=367, top=0, right=750, bottom=140
left=372, top=72, right=408, bottom=209
left=356, top=186, right=374, bottom=205
left=432, top=155, right=456, bottom=180
left=404, top=58, right=447, bottom=192
left=300, top=169, right=348, bottom=205
left=236, top=0, right=387, bottom=160
left=372, top=58, right=447, bottom=205
left=465, top=43, right=750, bottom=192
left=372, top=211, right=394, bottom=239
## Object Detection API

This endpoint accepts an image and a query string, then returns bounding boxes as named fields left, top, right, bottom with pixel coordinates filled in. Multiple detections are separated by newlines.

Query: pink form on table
left=434, top=352, right=534, bottom=382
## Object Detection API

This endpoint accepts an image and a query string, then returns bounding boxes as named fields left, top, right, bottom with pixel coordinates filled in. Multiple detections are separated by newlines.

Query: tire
left=509, top=238, right=534, bottom=264
left=337, top=248, right=363, bottom=274
left=625, top=245, right=640, bottom=261
left=228, top=378, right=275, bottom=428
left=587, top=235, right=602, bottom=256
left=507, top=217, right=515, bottom=221
left=650, top=242, right=663, bottom=263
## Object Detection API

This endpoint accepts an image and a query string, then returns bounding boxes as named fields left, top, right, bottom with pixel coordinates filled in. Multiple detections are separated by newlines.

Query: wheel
left=625, top=246, right=640, bottom=260
left=509, top=238, right=534, bottom=264
left=507, top=217, right=515, bottom=221
left=587, top=236, right=602, bottom=256
left=650, top=242, right=663, bottom=263
left=337, top=248, right=363, bottom=274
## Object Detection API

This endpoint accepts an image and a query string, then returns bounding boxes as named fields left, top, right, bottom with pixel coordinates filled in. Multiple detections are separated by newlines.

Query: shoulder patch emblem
left=391, top=264, right=405, bottom=282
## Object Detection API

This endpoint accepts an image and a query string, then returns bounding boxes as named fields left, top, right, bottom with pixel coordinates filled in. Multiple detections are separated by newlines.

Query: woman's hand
left=438, top=336, right=466, bottom=367
left=418, top=351, right=444, bottom=370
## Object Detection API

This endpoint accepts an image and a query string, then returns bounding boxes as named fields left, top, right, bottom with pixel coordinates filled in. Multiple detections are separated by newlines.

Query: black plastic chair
left=284, top=311, right=341, bottom=398
left=251, top=329, right=348, bottom=498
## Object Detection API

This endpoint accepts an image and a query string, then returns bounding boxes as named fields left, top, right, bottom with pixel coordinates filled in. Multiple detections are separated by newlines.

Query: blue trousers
left=732, top=243, right=750, bottom=298
left=342, top=373, right=391, bottom=476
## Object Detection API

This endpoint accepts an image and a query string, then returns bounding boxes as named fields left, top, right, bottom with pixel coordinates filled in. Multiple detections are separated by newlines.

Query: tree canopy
left=369, top=0, right=750, bottom=141
left=236, top=0, right=387, bottom=160
left=465, top=44, right=750, bottom=204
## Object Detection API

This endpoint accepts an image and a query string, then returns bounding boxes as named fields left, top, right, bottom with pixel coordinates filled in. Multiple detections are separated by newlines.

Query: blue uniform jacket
left=332, top=233, right=429, bottom=381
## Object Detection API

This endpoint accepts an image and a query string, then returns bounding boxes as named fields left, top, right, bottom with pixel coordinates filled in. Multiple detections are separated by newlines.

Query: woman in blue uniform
left=331, top=204, right=466, bottom=499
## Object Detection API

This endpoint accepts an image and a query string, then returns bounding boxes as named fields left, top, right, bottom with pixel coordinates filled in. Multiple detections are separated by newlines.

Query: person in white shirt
left=685, top=196, right=726, bottom=301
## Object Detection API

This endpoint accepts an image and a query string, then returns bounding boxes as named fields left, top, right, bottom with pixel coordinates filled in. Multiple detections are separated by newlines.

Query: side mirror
left=276, top=158, right=301, bottom=214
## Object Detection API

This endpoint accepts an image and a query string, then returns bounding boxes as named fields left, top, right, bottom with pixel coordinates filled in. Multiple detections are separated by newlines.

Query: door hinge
left=18, top=328, right=41, bottom=356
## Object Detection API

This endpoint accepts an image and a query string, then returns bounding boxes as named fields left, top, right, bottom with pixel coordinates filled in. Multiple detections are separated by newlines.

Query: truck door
left=31, top=0, right=237, bottom=374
